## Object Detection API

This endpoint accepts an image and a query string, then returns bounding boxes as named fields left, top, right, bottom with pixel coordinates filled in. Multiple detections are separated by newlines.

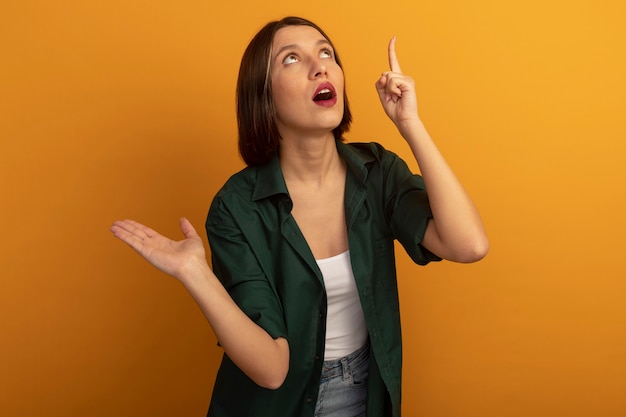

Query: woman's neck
left=279, top=133, right=343, bottom=187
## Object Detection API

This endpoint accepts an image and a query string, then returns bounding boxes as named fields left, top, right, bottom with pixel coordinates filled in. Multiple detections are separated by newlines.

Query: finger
left=111, top=219, right=156, bottom=240
left=179, top=217, right=199, bottom=239
left=379, top=71, right=403, bottom=102
left=375, top=74, right=388, bottom=94
left=375, top=74, right=392, bottom=103
left=110, top=222, right=147, bottom=251
left=388, top=36, right=402, bottom=73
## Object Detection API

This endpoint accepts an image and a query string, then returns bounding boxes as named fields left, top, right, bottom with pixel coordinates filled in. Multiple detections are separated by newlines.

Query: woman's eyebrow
left=273, top=39, right=331, bottom=62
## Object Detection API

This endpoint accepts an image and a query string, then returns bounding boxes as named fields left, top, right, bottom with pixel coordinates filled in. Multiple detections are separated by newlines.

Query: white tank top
left=316, top=251, right=368, bottom=360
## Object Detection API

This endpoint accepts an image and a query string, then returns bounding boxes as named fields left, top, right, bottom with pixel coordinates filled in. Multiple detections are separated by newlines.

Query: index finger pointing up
left=388, top=36, right=402, bottom=73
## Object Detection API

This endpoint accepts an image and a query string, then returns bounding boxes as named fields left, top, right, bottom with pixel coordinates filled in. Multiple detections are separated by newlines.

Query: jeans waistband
left=321, top=342, right=370, bottom=381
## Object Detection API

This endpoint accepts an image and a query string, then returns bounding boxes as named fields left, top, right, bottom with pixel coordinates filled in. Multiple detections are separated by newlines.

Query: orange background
left=1, top=1, right=625, bottom=416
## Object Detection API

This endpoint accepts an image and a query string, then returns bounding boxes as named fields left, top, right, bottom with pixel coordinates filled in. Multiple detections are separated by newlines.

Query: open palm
left=110, top=217, right=206, bottom=279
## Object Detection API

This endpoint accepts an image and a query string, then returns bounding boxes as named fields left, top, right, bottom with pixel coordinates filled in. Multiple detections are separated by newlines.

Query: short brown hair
left=236, top=16, right=352, bottom=166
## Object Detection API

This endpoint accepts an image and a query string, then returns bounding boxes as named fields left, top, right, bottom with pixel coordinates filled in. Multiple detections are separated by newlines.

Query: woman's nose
left=310, top=60, right=328, bottom=79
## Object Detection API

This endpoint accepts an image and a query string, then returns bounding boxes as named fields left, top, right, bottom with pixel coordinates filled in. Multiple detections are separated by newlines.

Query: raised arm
left=375, top=37, right=489, bottom=263
left=110, top=218, right=289, bottom=389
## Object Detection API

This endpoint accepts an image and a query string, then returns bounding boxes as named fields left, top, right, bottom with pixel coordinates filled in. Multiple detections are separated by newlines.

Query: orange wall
left=1, top=1, right=625, bottom=416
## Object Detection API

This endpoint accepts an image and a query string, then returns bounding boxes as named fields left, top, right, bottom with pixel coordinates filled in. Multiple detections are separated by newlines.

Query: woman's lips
left=312, top=82, right=337, bottom=107
left=313, top=95, right=337, bottom=107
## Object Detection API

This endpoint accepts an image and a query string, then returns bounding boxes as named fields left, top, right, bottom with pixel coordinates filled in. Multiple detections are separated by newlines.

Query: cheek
left=332, top=66, right=345, bottom=92
left=271, top=78, right=296, bottom=108
left=271, top=82, right=298, bottom=123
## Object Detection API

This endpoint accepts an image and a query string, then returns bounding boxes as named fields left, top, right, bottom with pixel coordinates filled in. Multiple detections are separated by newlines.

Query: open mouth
left=314, top=88, right=335, bottom=102
left=312, top=83, right=337, bottom=103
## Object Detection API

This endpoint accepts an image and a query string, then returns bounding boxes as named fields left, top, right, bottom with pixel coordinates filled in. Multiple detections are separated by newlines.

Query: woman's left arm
left=376, top=37, right=489, bottom=263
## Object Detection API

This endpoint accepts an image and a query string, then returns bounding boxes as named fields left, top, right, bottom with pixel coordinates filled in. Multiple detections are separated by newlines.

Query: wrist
left=397, top=117, right=425, bottom=140
left=177, top=256, right=213, bottom=287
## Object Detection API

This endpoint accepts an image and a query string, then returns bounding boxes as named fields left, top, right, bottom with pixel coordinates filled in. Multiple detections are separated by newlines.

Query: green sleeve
left=383, top=151, right=441, bottom=265
left=206, top=197, right=288, bottom=340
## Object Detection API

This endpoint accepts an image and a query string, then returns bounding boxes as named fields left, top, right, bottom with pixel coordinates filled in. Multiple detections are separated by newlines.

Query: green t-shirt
left=205, top=140, right=439, bottom=417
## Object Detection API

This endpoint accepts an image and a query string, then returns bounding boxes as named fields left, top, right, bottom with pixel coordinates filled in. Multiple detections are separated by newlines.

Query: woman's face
left=270, top=25, right=345, bottom=140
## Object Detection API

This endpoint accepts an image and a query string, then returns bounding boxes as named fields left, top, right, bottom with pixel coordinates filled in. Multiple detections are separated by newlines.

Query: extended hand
left=375, top=37, right=420, bottom=133
left=110, top=217, right=207, bottom=280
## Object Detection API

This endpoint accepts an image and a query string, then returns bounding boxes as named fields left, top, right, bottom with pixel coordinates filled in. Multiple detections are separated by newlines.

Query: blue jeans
left=315, top=343, right=369, bottom=417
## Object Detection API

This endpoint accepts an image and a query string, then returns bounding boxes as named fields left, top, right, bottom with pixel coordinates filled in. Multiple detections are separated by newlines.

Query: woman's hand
left=375, top=37, right=421, bottom=135
left=110, top=217, right=207, bottom=280
left=375, top=38, right=489, bottom=263
left=110, top=217, right=290, bottom=388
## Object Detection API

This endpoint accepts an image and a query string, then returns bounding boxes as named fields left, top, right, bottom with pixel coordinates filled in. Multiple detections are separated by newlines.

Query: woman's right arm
left=110, top=217, right=289, bottom=389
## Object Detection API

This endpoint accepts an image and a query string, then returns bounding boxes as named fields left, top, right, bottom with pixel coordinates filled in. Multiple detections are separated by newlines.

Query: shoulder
left=339, top=141, right=410, bottom=179
left=207, top=166, right=259, bottom=223
left=342, top=141, right=391, bottom=158
left=340, top=141, right=405, bottom=166
left=207, top=157, right=289, bottom=227
left=214, top=166, right=259, bottom=199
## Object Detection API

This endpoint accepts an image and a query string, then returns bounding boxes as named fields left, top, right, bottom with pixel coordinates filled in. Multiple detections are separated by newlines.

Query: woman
left=111, top=16, right=488, bottom=417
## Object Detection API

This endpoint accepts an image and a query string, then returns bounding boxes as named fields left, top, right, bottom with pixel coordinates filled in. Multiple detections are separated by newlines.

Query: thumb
left=375, top=74, right=392, bottom=103
left=179, top=217, right=199, bottom=239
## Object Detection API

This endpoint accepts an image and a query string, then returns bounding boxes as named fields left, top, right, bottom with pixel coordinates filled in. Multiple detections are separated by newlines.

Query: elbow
left=260, top=379, right=286, bottom=391
left=256, top=368, right=288, bottom=390
left=439, top=231, right=489, bottom=263
left=254, top=340, right=289, bottom=390
left=424, top=220, right=489, bottom=264
left=458, top=235, right=489, bottom=263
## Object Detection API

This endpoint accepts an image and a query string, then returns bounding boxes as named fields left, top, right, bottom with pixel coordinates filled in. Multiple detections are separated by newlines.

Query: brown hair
left=236, top=16, right=352, bottom=166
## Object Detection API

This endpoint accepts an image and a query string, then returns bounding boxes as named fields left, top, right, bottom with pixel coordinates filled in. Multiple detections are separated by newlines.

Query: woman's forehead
left=272, top=25, right=327, bottom=50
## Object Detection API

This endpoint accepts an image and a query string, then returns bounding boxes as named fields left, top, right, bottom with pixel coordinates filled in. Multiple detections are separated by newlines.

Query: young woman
left=111, top=16, right=488, bottom=417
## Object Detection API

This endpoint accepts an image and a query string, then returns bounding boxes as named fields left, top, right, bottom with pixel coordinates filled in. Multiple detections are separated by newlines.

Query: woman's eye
left=283, top=54, right=299, bottom=64
left=320, top=49, right=333, bottom=58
